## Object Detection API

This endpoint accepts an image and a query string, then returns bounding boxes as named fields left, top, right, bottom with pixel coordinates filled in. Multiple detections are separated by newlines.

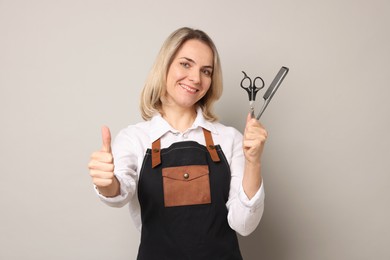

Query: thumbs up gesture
left=88, top=126, right=120, bottom=197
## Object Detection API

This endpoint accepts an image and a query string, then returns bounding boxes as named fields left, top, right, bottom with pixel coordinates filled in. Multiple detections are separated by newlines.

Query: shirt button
left=182, top=134, right=188, bottom=139
left=183, top=173, right=189, bottom=179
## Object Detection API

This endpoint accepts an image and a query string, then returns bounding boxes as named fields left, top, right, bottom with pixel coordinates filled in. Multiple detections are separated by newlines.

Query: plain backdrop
left=1, top=0, right=389, bottom=259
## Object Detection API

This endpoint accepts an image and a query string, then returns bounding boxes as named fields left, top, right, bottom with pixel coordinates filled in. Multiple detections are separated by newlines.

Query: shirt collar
left=149, top=106, right=218, bottom=142
left=193, top=106, right=218, bottom=134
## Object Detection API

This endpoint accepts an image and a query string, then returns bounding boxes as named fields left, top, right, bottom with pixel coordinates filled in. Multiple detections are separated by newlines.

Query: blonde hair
left=140, top=27, right=223, bottom=121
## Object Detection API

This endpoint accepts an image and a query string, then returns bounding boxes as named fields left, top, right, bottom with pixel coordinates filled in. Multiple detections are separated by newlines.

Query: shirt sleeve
left=94, top=127, right=139, bottom=208
left=226, top=129, right=265, bottom=236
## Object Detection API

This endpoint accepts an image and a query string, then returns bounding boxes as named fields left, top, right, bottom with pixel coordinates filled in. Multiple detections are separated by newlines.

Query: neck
left=162, top=105, right=197, bottom=133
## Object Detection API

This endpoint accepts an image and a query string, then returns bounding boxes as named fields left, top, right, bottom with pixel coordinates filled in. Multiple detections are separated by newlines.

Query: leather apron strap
left=151, top=128, right=220, bottom=168
left=202, top=128, right=220, bottom=163
left=151, top=138, right=161, bottom=168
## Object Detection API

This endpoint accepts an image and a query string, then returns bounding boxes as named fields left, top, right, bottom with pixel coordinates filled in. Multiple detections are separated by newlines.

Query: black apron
left=137, top=128, right=243, bottom=260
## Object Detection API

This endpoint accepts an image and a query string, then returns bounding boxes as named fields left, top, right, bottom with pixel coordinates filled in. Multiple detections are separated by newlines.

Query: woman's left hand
left=243, top=113, right=268, bottom=165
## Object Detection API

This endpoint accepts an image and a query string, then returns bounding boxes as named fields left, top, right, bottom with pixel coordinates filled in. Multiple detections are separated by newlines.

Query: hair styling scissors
left=240, top=71, right=265, bottom=118
left=240, top=66, right=289, bottom=120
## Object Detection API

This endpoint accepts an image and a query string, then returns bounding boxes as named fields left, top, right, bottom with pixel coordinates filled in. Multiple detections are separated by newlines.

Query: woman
left=88, top=27, right=267, bottom=259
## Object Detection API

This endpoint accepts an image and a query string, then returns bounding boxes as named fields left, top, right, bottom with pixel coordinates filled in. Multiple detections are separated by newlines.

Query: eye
left=180, top=62, right=191, bottom=68
left=202, top=69, right=213, bottom=77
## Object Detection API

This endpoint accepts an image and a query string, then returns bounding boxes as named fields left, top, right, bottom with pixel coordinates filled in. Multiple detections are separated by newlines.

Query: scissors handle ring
left=252, top=76, right=265, bottom=90
left=240, top=71, right=252, bottom=90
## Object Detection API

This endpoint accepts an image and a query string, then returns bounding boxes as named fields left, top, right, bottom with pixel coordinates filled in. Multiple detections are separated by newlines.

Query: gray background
left=1, top=0, right=389, bottom=259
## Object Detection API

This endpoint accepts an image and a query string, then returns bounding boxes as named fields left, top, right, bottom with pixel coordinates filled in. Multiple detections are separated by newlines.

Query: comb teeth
left=264, top=67, right=289, bottom=100
left=256, top=66, right=289, bottom=120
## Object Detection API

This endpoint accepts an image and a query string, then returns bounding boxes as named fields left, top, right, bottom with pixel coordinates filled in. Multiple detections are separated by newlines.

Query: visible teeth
left=180, top=84, right=197, bottom=93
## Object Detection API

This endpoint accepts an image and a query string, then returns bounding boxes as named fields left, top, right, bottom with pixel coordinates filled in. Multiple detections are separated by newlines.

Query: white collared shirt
left=96, top=107, right=265, bottom=236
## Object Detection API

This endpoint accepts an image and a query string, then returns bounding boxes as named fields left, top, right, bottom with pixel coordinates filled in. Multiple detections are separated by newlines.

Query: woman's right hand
left=88, top=126, right=120, bottom=197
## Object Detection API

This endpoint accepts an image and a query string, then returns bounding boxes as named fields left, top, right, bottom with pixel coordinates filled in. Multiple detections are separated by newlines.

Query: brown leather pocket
left=162, top=165, right=211, bottom=207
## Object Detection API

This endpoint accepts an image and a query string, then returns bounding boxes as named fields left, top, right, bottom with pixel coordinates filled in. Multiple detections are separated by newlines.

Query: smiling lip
left=179, top=83, right=198, bottom=93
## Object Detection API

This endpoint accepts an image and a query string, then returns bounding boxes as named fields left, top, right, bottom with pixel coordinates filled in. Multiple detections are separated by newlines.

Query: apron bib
left=137, top=129, right=243, bottom=260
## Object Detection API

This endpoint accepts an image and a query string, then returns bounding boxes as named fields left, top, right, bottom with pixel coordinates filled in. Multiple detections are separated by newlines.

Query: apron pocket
left=162, top=165, right=211, bottom=207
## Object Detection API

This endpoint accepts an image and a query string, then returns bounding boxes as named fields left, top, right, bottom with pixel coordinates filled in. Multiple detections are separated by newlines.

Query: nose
left=188, top=69, right=201, bottom=85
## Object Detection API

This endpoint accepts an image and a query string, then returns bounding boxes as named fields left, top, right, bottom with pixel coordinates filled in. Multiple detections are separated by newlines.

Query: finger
left=92, top=178, right=114, bottom=187
left=245, top=120, right=267, bottom=135
left=245, top=113, right=254, bottom=135
left=243, top=140, right=265, bottom=158
left=101, top=126, right=112, bottom=153
left=245, top=127, right=268, bottom=139
left=88, top=160, right=115, bottom=172
left=244, top=134, right=267, bottom=145
left=243, top=139, right=263, bottom=149
left=89, top=169, right=115, bottom=179
left=90, top=151, right=113, bottom=163
left=246, top=114, right=264, bottom=130
left=246, top=127, right=267, bottom=140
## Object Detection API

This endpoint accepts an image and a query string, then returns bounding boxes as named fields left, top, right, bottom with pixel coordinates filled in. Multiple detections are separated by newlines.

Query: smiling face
left=164, top=39, right=214, bottom=111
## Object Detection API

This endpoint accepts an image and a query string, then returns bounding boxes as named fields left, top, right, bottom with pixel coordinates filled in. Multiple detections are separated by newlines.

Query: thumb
left=101, top=125, right=112, bottom=153
left=244, top=113, right=251, bottom=134
left=246, top=112, right=252, bottom=124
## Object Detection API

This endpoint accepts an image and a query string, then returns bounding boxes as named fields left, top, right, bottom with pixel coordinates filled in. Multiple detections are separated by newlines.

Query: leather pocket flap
left=162, top=164, right=211, bottom=207
left=162, top=165, right=209, bottom=182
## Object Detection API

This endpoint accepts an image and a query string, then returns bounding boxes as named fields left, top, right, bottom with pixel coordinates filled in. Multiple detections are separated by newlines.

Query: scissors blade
left=249, top=101, right=255, bottom=118
left=256, top=67, right=289, bottom=120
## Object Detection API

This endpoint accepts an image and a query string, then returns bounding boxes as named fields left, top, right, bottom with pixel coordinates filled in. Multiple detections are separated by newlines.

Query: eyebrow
left=179, top=57, right=213, bottom=69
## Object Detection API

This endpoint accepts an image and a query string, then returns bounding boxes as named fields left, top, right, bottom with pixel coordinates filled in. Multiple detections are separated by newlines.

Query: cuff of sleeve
left=238, top=181, right=265, bottom=211
left=94, top=177, right=131, bottom=206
